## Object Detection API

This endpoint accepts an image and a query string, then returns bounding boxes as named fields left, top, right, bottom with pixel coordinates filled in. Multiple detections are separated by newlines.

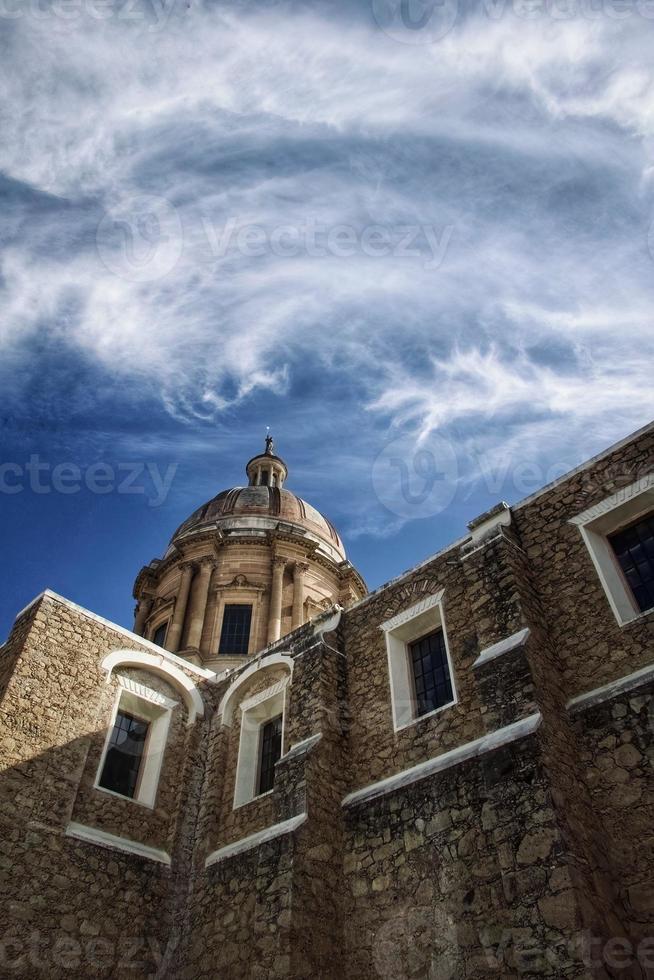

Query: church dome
left=168, top=436, right=346, bottom=564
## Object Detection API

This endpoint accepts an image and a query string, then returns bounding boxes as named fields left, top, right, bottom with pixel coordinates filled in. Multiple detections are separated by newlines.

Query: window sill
left=233, top=788, right=274, bottom=811
left=393, top=697, right=457, bottom=734
left=616, top=606, right=654, bottom=629
left=92, top=783, right=155, bottom=811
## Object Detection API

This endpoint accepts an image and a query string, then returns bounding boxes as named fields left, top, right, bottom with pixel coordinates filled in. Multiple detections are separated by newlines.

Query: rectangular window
left=152, top=621, right=168, bottom=648
left=409, top=629, right=454, bottom=717
left=98, top=710, right=149, bottom=799
left=609, top=514, right=654, bottom=613
left=257, top=714, right=282, bottom=795
left=219, top=604, right=252, bottom=656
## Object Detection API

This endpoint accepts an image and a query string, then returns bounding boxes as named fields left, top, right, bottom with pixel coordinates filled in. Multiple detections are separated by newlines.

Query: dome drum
left=132, top=439, right=366, bottom=671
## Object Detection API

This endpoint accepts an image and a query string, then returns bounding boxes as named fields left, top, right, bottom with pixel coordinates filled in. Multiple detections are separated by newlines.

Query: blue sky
left=1, top=0, right=654, bottom=639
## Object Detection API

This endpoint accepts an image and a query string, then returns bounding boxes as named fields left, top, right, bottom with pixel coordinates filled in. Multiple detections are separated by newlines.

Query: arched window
left=95, top=675, right=177, bottom=807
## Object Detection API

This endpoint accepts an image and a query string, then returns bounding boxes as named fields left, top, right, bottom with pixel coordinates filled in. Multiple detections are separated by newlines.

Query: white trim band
left=102, top=650, right=205, bottom=726
left=342, top=713, right=542, bottom=808
left=218, top=652, right=294, bottom=727
left=283, top=733, right=322, bottom=761
left=240, top=678, right=289, bottom=714
left=65, top=822, right=171, bottom=865
left=473, top=628, right=530, bottom=669
left=117, top=674, right=178, bottom=711
left=567, top=663, right=654, bottom=714
left=205, top=813, right=307, bottom=868
left=379, top=591, right=444, bottom=633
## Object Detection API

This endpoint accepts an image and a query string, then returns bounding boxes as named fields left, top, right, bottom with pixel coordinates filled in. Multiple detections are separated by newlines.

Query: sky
left=1, top=0, right=654, bottom=639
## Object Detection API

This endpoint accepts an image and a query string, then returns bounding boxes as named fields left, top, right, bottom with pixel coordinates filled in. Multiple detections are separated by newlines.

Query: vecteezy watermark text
left=0, top=456, right=177, bottom=507
left=372, top=431, right=654, bottom=521
left=201, top=218, right=454, bottom=270
left=372, top=0, right=654, bottom=46
left=0, top=0, right=180, bottom=30
left=95, top=194, right=456, bottom=281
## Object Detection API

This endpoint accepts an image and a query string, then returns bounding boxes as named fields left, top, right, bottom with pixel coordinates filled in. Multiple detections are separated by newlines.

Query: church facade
left=1, top=424, right=653, bottom=978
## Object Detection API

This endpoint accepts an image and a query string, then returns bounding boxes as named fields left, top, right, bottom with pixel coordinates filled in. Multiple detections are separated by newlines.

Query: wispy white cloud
left=1, top=3, right=654, bottom=539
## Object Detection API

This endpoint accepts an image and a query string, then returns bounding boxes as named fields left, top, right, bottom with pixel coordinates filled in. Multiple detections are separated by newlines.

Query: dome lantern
left=245, top=433, right=288, bottom=489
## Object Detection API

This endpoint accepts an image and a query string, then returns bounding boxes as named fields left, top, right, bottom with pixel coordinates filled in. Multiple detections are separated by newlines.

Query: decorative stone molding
left=240, top=678, right=290, bottom=714
left=101, top=649, right=205, bottom=725
left=218, top=652, right=294, bottom=727
left=214, top=575, right=266, bottom=593
left=379, top=591, right=445, bottom=634
left=283, top=732, right=322, bottom=761
left=233, top=681, right=287, bottom=808
left=116, top=674, right=178, bottom=710
left=569, top=473, right=654, bottom=528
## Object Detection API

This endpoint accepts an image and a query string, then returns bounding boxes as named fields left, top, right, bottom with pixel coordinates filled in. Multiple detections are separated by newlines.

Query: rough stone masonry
left=0, top=422, right=653, bottom=978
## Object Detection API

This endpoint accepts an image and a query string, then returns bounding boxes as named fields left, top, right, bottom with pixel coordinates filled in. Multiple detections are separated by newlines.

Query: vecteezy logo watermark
left=96, top=208, right=456, bottom=280
left=372, top=0, right=654, bottom=44
left=0, top=0, right=180, bottom=31
left=96, top=194, right=183, bottom=282
left=372, top=434, right=458, bottom=519
left=371, top=0, right=459, bottom=43
left=0, top=456, right=177, bottom=507
left=201, top=218, right=454, bottom=270
left=0, top=930, right=180, bottom=972
left=373, top=902, right=460, bottom=978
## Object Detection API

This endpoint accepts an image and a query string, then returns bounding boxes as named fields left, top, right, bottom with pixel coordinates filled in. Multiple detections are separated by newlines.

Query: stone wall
left=0, top=592, right=215, bottom=978
left=341, top=731, right=586, bottom=979
left=573, top=678, right=654, bottom=964
left=1, top=424, right=653, bottom=978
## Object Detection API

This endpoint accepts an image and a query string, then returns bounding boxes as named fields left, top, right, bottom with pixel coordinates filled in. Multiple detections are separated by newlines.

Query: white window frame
left=94, top=676, right=176, bottom=809
left=570, top=474, right=654, bottom=627
left=380, top=590, right=457, bottom=732
left=233, top=681, right=287, bottom=809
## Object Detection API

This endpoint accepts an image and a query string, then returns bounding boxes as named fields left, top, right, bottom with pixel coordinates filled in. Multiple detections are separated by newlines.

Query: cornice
left=133, top=530, right=367, bottom=601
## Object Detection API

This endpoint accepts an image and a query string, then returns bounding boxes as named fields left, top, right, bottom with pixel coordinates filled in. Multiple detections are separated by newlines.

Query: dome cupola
left=132, top=435, right=366, bottom=672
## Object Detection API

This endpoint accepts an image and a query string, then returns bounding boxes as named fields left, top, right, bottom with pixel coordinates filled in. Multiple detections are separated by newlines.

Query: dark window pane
left=152, top=621, right=168, bottom=648
left=99, top=710, right=149, bottom=799
left=409, top=629, right=453, bottom=718
left=258, top=714, right=282, bottom=795
left=609, top=514, right=654, bottom=613
left=219, top=604, right=252, bottom=656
